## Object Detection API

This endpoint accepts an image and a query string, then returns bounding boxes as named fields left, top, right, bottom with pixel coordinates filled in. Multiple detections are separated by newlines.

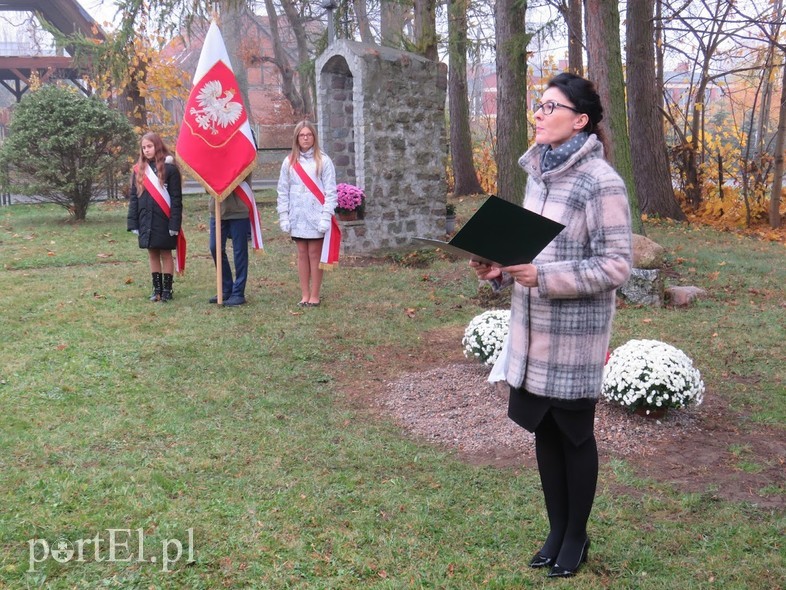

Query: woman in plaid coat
left=472, top=73, right=632, bottom=578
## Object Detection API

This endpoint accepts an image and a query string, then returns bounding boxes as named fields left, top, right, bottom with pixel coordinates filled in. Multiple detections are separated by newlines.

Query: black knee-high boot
left=150, top=272, right=162, bottom=302
left=534, top=412, right=569, bottom=558
left=161, top=273, right=174, bottom=301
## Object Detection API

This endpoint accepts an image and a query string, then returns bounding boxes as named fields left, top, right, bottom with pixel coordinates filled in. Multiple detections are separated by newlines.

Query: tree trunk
left=626, top=0, right=685, bottom=221
left=381, top=1, right=407, bottom=49
left=770, top=56, right=785, bottom=229
left=448, top=0, right=484, bottom=196
left=262, top=0, right=306, bottom=117
left=655, top=0, right=664, bottom=109
left=567, top=0, right=583, bottom=74
left=353, top=0, right=374, bottom=43
left=414, top=0, right=438, bottom=60
left=279, top=0, right=314, bottom=118
left=122, top=75, right=147, bottom=130
left=686, top=78, right=710, bottom=209
left=220, top=1, right=251, bottom=122
left=585, top=0, right=642, bottom=233
left=495, top=0, right=529, bottom=203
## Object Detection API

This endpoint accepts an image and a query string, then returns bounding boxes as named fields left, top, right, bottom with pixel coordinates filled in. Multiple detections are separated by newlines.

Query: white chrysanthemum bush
left=462, top=310, right=510, bottom=366
left=602, top=339, right=705, bottom=413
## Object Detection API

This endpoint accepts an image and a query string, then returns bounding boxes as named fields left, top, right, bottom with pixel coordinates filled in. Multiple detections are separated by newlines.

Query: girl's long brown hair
left=287, top=120, right=323, bottom=176
left=135, top=132, right=173, bottom=194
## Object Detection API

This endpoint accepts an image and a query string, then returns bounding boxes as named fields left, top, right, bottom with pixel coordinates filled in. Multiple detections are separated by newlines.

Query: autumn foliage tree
left=53, top=3, right=190, bottom=138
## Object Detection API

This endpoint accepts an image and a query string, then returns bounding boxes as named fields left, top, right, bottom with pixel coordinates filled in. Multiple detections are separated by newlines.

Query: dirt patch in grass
left=339, top=326, right=786, bottom=510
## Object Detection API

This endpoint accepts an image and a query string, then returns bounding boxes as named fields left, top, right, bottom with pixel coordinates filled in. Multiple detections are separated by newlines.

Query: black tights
left=535, top=409, right=598, bottom=568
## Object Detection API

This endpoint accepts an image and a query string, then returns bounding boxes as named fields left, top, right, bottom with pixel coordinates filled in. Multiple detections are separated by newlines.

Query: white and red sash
left=232, top=181, right=264, bottom=250
left=137, top=163, right=188, bottom=273
left=292, top=160, right=341, bottom=269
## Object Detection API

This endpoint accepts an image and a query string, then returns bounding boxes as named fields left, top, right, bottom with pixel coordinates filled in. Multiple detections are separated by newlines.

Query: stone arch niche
left=316, top=40, right=448, bottom=255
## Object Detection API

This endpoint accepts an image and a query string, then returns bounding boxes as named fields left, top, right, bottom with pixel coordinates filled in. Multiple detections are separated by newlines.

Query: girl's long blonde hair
left=288, top=120, right=323, bottom=176
left=135, top=132, right=174, bottom=194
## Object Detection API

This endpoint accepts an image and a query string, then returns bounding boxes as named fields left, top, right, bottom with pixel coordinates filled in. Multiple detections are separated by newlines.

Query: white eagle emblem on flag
left=189, top=80, right=244, bottom=134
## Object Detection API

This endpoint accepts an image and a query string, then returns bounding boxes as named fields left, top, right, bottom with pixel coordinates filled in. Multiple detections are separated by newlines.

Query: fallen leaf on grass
left=124, top=277, right=134, bottom=284
left=405, top=308, right=416, bottom=318
left=96, top=252, right=113, bottom=258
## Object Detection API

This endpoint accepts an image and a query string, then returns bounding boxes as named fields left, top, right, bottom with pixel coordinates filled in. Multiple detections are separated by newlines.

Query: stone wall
left=316, top=41, right=448, bottom=255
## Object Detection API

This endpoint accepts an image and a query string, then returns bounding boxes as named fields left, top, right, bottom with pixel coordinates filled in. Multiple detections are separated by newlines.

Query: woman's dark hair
left=547, top=73, right=606, bottom=148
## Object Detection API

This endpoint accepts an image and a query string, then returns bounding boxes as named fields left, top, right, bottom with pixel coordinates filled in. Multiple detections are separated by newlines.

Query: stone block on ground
left=632, top=234, right=666, bottom=269
left=619, top=268, right=664, bottom=306
left=665, top=286, right=707, bottom=307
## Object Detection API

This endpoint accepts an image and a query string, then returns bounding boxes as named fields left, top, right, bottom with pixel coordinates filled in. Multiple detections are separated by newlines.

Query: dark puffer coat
left=127, top=162, right=183, bottom=250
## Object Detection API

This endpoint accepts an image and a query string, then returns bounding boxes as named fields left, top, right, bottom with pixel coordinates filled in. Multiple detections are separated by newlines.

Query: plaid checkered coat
left=501, top=135, right=632, bottom=399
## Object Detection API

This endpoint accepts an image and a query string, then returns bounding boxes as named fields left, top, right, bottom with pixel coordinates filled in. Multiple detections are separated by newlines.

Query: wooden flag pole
left=215, top=199, right=223, bottom=305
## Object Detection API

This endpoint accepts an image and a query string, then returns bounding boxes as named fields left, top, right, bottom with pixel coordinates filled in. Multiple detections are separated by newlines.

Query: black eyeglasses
left=533, top=100, right=581, bottom=115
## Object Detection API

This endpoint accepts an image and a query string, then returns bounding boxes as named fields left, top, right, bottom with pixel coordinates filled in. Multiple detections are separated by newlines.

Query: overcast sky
left=82, top=0, right=118, bottom=27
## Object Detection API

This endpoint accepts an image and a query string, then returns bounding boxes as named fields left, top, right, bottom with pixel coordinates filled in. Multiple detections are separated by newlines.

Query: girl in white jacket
left=276, top=121, right=338, bottom=307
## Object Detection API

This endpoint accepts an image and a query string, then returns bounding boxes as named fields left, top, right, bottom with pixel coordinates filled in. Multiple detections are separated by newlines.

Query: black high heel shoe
left=547, top=538, right=590, bottom=578
left=528, top=552, right=556, bottom=569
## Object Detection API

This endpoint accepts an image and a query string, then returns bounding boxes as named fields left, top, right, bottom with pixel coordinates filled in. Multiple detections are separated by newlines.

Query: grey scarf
left=540, top=132, right=589, bottom=173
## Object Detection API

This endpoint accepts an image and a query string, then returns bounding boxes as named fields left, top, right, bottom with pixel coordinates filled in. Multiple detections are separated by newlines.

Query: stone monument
left=315, top=40, right=448, bottom=255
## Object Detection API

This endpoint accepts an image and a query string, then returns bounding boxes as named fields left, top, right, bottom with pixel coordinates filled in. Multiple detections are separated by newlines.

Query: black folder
left=416, top=195, right=565, bottom=266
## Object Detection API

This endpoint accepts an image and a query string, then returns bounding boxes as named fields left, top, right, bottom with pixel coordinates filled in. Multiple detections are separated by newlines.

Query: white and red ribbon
left=233, top=180, right=263, bottom=250
left=137, top=164, right=188, bottom=273
left=292, top=160, right=341, bottom=269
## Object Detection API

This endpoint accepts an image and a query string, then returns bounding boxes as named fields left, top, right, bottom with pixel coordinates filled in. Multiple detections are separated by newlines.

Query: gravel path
left=378, top=362, right=703, bottom=464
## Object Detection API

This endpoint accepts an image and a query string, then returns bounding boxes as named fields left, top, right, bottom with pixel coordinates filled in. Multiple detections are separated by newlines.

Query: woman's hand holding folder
left=470, top=260, right=502, bottom=281
left=470, top=260, right=539, bottom=288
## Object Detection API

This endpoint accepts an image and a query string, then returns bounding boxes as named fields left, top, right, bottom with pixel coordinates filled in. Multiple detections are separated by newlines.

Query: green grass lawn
left=0, top=195, right=784, bottom=589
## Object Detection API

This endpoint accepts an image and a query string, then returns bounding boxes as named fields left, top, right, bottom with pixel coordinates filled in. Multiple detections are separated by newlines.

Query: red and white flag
left=176, top=20, right=256, bottom=200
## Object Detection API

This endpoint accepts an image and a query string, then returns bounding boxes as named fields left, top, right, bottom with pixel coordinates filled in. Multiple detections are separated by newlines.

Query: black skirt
left=508, top=386, right=597, bottom=447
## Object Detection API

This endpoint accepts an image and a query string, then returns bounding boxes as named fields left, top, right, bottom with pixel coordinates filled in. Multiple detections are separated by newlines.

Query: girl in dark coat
left=127, top=132, right=183, bottom=301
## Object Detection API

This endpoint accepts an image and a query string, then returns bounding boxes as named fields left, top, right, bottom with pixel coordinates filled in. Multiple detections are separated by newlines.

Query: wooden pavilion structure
left=0, top=0, right=103, bottom=101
